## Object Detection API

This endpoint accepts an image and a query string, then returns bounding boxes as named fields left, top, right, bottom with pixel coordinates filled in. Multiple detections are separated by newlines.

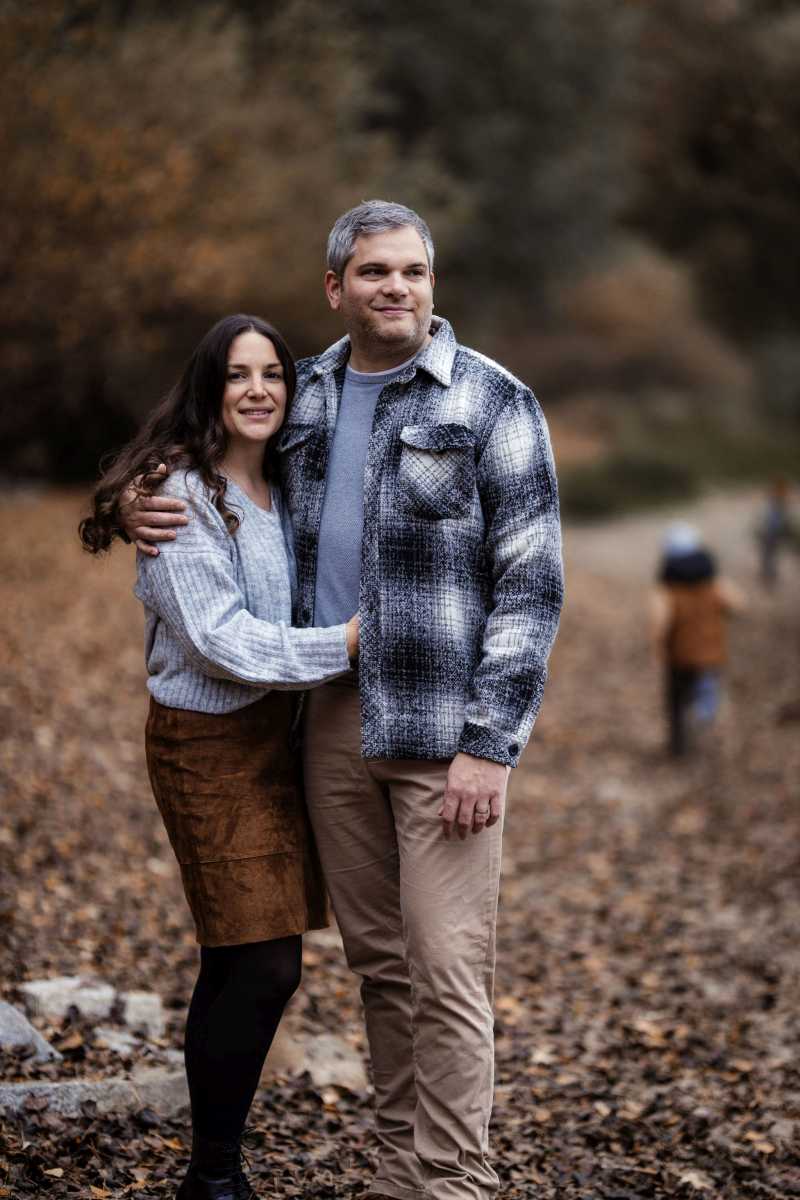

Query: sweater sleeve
left=136, top=475, right=351, bottom=690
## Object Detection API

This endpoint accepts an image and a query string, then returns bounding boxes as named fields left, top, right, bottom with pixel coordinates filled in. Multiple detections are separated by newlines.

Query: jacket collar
left=311, top=316, right=455, bottom=387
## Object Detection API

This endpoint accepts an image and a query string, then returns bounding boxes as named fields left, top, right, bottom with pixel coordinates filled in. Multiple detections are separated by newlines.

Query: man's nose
left=382, top=272, right=409, bottom=296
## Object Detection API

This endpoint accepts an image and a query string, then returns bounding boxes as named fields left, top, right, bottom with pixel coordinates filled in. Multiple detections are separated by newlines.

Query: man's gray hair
left=327, top=200, right=435, bottom=276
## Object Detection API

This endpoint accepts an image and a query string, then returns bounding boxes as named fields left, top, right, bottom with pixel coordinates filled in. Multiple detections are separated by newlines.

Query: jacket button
left=508, top=742, right=519, bottom=756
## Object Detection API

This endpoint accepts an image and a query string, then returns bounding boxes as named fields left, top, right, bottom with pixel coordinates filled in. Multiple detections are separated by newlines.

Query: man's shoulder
left=453, top=342, right=529, bottom=395
left=295, top=336, right=351, bottom=391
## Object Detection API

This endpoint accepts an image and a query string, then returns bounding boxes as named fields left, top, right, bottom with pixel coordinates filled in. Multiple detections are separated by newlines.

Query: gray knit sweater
left=134, top=469, right=351, bottom=712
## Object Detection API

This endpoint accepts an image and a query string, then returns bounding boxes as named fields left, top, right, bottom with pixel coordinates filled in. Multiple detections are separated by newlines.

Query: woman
left=80, top=315, right=357, bottom=1200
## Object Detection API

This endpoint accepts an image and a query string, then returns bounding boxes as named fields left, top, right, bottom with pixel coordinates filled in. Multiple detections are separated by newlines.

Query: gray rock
left=120, top=991, right=166, bottom=1040
left=0, top=1000, right=62, bottom=1064
left=263, top=1025, right=306, bottom=1076
left=93, top=1026, right=141, bottom=1056
left=262, top=1028, right=367, bottom=1091
left=20, top=977, right=115, bottom=1022
left=0, top=1066, right=188, bottom=1118
left=304, top=1033, right=367, bottom=1091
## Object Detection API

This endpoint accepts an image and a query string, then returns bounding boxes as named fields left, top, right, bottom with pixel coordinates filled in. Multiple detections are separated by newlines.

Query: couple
left=80, top=200, right=564, bottom=1200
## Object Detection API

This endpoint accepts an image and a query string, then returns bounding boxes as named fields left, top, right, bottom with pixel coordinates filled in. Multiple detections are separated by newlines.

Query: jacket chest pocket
left=397, top=423, right=478, bottom=520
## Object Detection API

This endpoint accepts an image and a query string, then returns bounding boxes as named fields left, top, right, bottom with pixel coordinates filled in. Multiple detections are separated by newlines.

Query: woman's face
left=221, top=331, right=288, bottom=449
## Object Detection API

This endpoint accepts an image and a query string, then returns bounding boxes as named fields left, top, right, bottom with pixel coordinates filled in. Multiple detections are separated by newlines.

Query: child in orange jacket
left=650, top=524, right=745, bottom=757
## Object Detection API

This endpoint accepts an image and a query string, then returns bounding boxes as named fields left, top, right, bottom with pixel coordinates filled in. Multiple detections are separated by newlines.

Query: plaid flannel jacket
left=276, top=317, right=563, bottom=768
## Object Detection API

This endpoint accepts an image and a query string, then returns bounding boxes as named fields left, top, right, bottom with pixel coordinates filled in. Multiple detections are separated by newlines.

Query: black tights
left=184, top=934, right=301, bottom=1144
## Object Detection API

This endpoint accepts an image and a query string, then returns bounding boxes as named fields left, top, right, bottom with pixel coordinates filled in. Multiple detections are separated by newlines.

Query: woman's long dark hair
left=79, top=314, right=296, bottom=553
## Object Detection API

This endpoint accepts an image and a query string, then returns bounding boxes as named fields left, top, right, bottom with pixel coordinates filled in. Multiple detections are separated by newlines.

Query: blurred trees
left=1, top=0, right=798, bottom=482
left=629, top=0, right=800, bottom=343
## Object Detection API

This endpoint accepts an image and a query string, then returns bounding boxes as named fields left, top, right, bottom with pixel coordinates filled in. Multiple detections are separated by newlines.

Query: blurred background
left=1, top=3, right=799, bottom=1197
left=2, top=0, right=799, bottom=511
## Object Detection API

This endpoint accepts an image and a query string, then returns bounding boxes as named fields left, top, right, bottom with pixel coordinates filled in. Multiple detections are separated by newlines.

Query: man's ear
left=324, top=270, right=342, bottom=312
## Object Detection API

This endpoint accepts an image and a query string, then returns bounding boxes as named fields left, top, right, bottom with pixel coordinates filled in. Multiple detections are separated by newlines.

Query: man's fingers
left=456, top=796, right=477, bottom=840
left=133, top=508, right=188, bottom=528
left=438, top=791, right=461, bottom=839
left=133, top=525, right=178, bottom=543
left=472, top=804, right=491, bottom=833
left=485, top=792, right=504, bottom=829
left=139, top=496, right=188, bottom=515
left=134, top=539, right=160, bottom=557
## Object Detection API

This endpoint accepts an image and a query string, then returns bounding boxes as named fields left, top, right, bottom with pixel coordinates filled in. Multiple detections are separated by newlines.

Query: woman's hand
left=345, top=614, right=360, bottom=665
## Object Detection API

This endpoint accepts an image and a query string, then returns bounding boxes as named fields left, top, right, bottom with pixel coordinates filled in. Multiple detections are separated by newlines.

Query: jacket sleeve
left=137, top=481, right=351, bottom=691
left=457, top=386, right=564, bottom=766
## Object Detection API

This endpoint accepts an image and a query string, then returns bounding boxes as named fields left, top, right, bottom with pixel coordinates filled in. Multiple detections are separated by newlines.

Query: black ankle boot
left=175, top=1135, right=257, bottom=1200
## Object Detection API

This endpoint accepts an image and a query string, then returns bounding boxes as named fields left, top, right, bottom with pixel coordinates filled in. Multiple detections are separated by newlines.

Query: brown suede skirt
left=145, top=694, right=327, bottom=947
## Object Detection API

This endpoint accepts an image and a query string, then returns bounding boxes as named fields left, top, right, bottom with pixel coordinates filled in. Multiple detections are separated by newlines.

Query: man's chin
left=372, top=323, right=424, bottom=349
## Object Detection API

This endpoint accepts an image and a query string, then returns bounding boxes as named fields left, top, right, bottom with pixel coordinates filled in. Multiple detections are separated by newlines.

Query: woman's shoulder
left=155, top=468, right=229, bottom=542
left=159, top=467, right=207, bottom=503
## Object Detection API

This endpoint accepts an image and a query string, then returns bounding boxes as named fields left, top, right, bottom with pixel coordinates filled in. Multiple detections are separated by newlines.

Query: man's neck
left=347, top=331, right=432, bottom=373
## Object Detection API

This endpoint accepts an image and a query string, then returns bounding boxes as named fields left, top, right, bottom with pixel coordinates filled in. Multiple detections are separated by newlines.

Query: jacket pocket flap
left=275, top=423, right=317, bottom=453
left=399, top=423, right=477, bottom=452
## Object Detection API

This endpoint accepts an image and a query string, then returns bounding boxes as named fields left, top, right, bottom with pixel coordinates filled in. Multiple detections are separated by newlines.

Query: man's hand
left=439, top=752, right=509, bottom=840
left=120, top=464, right=188, bottom=556
left=345, top=613, right=360, bottom=664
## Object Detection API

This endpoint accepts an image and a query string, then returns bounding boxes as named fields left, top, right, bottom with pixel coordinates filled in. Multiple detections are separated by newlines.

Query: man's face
left=325, top=226, right=435, bottom=360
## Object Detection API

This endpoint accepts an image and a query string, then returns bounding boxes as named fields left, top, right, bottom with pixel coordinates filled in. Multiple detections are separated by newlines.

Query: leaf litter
left=1, top=489, right=799, bottom=1197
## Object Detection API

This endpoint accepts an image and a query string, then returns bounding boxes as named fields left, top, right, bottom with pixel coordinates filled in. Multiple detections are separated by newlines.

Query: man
left=125, top=200, right=563, bottom=1200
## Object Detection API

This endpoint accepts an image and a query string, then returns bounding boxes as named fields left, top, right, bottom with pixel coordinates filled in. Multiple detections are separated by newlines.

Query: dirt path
left=1, top=488, right=798, bottom=1198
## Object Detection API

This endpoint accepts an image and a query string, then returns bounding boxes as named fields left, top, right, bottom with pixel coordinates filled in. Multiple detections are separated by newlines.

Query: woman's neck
left=219, top=444, right=270, bottom=508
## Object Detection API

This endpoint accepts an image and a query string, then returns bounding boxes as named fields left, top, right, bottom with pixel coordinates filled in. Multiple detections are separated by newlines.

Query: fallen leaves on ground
left=1, top=488, right=799, bottom=1198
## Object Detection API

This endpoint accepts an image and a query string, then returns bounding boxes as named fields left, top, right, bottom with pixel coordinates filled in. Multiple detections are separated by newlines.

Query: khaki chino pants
left=303, top=682, right=504, bottom=1200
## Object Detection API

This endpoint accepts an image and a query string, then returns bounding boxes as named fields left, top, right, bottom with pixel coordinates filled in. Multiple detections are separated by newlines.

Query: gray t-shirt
left=314, top=355, right=415, bottom=626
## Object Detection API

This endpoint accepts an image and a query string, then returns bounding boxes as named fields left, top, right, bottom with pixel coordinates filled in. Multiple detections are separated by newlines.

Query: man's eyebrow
left=356, top=260, right=428, bottom=271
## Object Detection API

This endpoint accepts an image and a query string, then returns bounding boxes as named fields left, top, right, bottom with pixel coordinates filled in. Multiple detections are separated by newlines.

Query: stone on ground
left=0, top=1000, right=62, bottom=1064
left=0, top=1065, right=188, bottom=1118
left=263, top=1028, right=367, bottom=1091
left=119, top=990, right=166, bottom=1039
left=19, top=977, right=115, bottom=1022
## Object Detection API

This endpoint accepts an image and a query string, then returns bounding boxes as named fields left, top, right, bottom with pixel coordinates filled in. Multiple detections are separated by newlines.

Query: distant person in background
left=756, top=477, right=793, bottom=589
left=650, top=524, right=745, bottom=758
